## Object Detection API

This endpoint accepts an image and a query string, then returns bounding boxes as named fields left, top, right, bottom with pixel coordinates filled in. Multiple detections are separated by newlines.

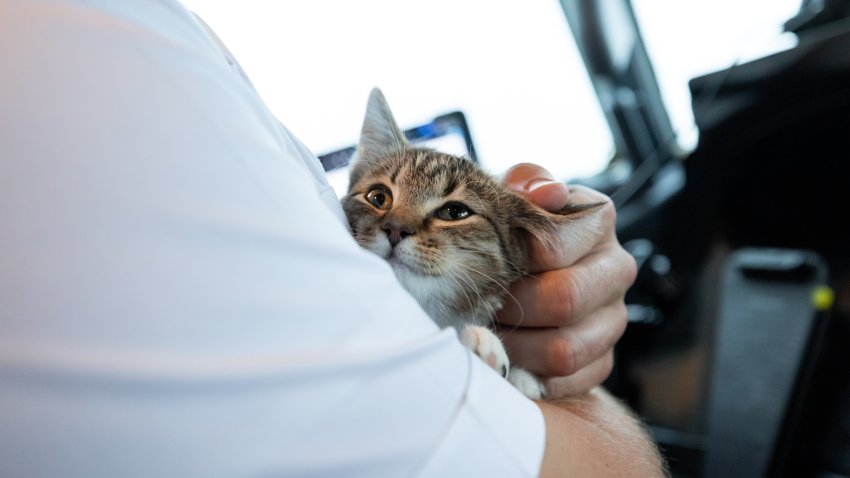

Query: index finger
left=500, top=163, right=571, bottom=212
left=526, top=185, right=614, bottom=273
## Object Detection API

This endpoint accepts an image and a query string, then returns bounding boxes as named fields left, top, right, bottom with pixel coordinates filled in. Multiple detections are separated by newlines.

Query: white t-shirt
left=0, top=1, right=545, bottom=476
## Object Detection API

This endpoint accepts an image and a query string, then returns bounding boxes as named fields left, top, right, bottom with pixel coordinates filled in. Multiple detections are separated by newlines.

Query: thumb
left=500, top=162, right=570, bottom=212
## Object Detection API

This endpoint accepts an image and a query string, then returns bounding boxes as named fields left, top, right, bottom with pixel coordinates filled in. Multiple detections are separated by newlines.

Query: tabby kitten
left=342, top=88, right=599, bottom=399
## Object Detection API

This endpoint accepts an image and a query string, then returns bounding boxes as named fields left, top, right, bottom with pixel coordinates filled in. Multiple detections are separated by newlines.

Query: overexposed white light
left=179, top=0, right=613, bottom=182
left=181, top=0, right=805, bottom=181
left=632, top=0, right=802, bottom=151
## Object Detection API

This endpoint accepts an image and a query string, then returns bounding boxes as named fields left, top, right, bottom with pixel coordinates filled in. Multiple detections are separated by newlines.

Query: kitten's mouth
left=387, top=253, right=411, bottom=269
left=386, top=252, right=423, bottom=275
left=374, top=243, right=437, bottom=276
left=387, top=253, right=443, bottom=278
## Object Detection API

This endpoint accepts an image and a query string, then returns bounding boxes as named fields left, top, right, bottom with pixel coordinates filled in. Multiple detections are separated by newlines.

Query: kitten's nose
left=382, top=221, right=415, bottom=247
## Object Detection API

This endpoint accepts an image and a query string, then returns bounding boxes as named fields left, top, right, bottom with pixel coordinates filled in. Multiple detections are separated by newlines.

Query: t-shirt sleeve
left=0, top=1, right=545, bottom=477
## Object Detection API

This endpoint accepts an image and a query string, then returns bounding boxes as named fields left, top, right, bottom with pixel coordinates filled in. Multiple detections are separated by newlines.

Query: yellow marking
left=811, top=285, right=834, bottom=311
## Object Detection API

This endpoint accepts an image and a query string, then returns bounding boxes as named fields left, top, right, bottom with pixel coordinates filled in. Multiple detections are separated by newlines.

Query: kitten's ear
left=508, top=192, right=605, bottom=250
left=357, top=88, right=409, bottom=162
left=348, top=88, right=409, bottom=189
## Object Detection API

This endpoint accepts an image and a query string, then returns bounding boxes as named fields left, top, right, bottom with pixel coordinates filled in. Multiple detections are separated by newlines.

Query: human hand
left=497, top=163, right=637, bottom=398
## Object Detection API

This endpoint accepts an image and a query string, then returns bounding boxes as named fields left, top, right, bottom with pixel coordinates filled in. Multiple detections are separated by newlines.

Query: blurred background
left=183, top=1, right=850, bottom=476
left=182, top=0, right=797, bottom=181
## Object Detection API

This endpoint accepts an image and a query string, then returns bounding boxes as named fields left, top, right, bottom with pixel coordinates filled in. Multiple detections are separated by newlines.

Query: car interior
left=560, top=0, right=850, bottom=476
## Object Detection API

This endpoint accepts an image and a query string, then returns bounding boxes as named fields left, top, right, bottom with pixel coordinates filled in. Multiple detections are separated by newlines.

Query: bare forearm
left=536, top=388, right=666, bottom=478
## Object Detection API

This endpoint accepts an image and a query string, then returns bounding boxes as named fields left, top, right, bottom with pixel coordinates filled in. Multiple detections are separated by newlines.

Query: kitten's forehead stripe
left=388, top=156, right=404, bottom=183
left=443, top=176, right=459, bottom=197
left=398, top=149, right=483, bottom=202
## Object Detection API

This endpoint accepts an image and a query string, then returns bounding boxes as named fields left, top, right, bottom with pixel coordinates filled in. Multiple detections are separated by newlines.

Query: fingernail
left=525, top=177, right=559, bottom=192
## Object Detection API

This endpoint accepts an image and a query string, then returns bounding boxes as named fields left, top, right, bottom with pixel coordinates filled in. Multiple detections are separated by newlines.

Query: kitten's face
left=342, top=148, right=527, bottom=327
left=341, top=88, right=581, bottom=329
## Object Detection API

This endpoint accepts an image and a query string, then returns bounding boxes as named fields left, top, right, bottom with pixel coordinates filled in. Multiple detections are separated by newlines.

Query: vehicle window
left=631, top=0, right=802, bottom=151
left=181, top=0, right=615, bottom=182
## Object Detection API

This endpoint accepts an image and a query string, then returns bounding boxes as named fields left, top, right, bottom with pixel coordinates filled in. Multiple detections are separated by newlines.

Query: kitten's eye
left=435, top=202, right=473, bottom=221
left=365, top=186, right=393, bottom=210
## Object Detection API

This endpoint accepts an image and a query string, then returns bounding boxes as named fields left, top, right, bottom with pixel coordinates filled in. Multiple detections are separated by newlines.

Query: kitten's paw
left=459, top=325, right=510, bottom=378
left=508, top=367, right=547, bottom=400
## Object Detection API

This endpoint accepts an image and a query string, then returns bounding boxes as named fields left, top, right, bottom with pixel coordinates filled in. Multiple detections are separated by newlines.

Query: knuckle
left=612, top=302, right=629, bottom=342
left=599, top=195, right=617, bottom=224
left=546, top=273, right=580, bottom=325
left=547, top=334, right=581, bottom=377
left=619, top=247, right=639, bottom=288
